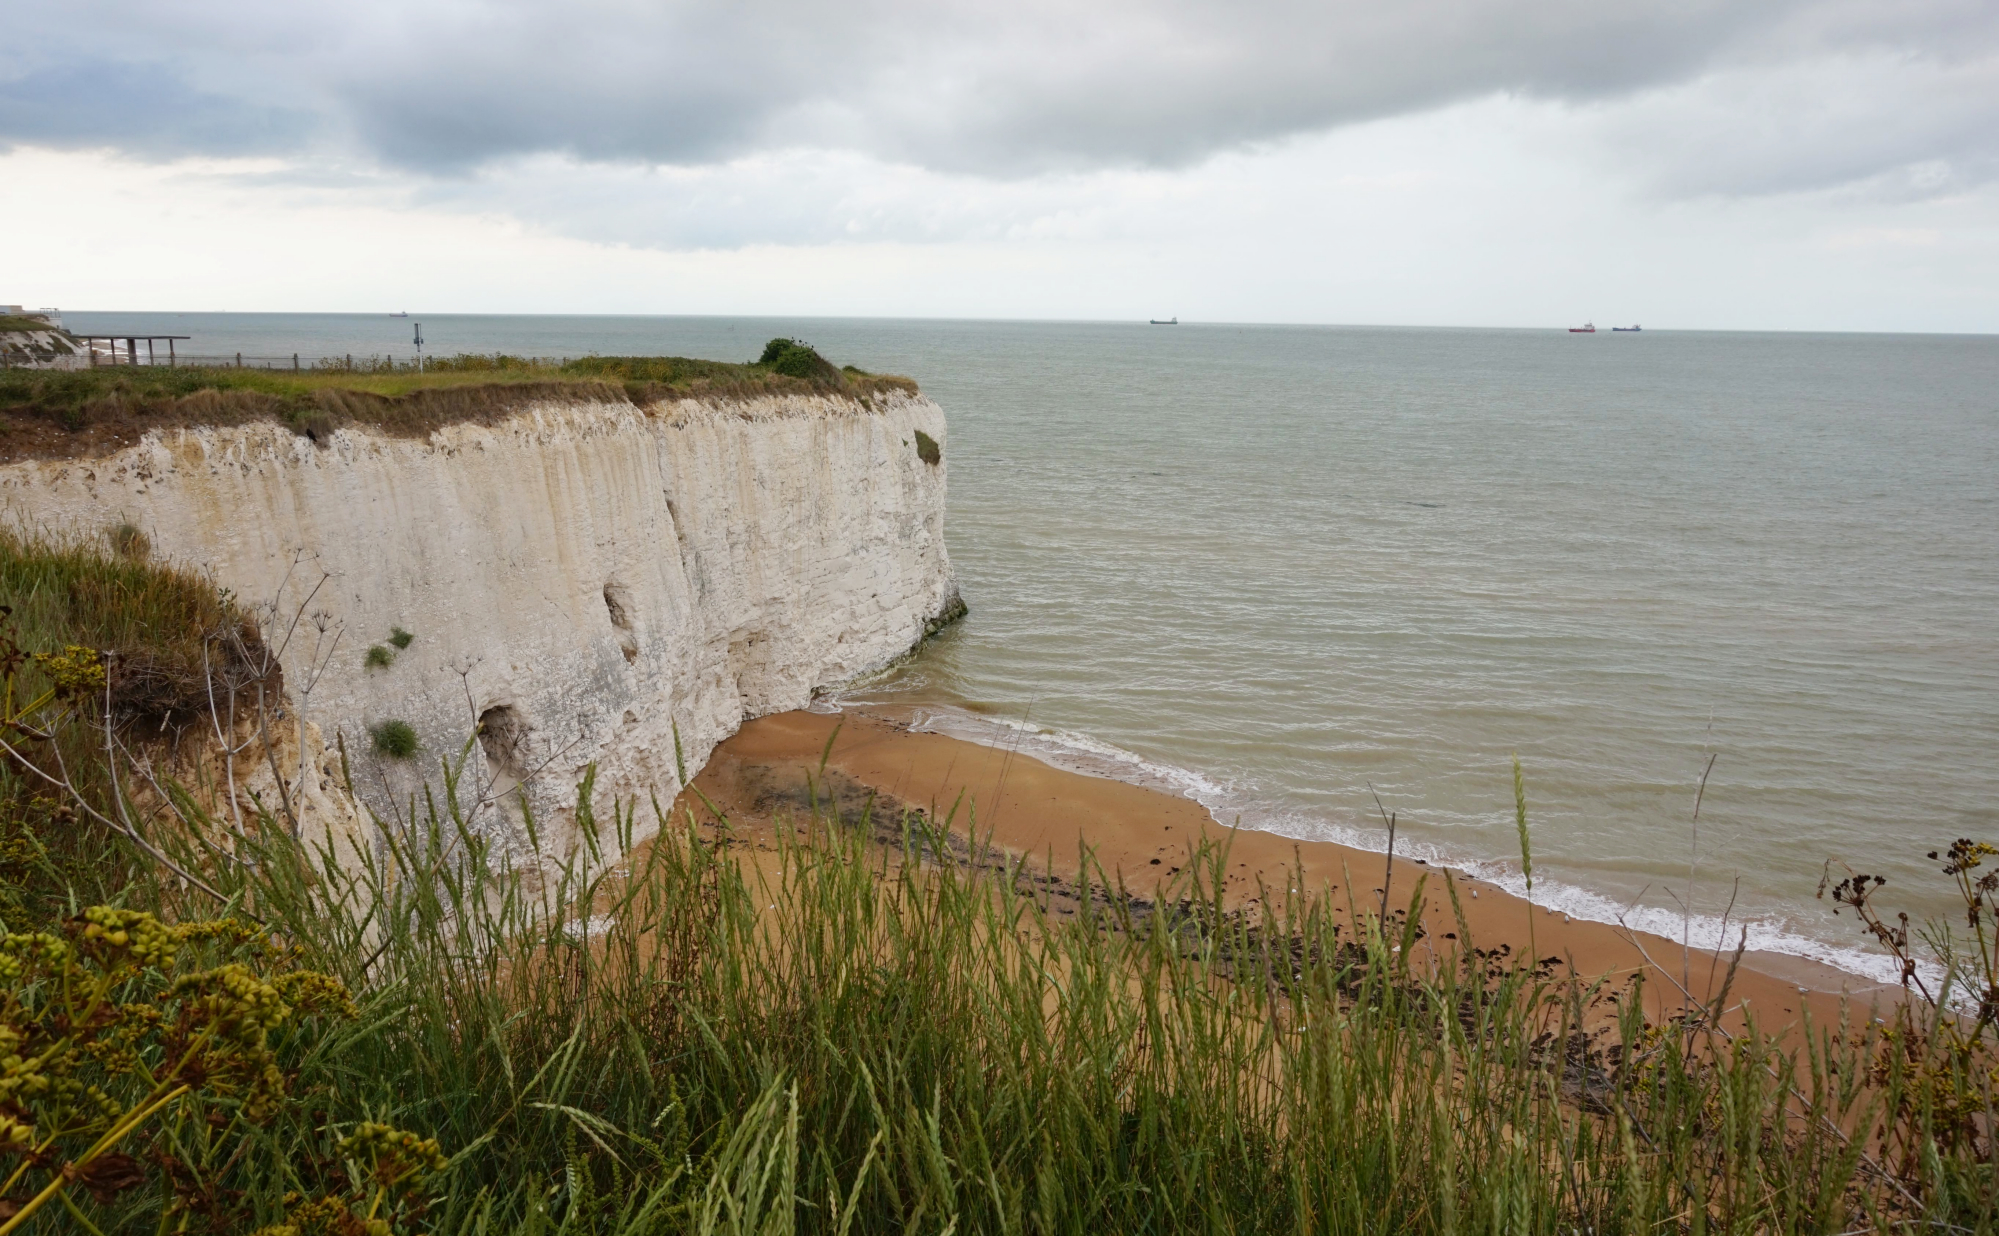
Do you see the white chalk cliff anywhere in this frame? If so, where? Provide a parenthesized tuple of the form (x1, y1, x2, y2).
(0, 390, 959, 855)
(0, 325, 87, 370)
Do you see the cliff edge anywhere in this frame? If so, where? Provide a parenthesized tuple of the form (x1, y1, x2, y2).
(0, 381, 960, 857)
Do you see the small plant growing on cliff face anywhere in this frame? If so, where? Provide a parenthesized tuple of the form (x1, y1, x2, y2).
(370, 719, 419, 758)
(107, 522, 149, 561)
(914, 429, 941, 466)
(365, 644, 396, 670)
(388, 626, 414, 650)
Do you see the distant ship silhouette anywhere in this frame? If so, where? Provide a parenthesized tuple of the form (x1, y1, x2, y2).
(1150, 316, 1178, 325)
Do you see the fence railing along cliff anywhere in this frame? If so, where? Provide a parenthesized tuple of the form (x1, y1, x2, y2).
(36, 348, 576, 372)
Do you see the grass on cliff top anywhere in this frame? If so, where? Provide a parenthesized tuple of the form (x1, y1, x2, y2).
(0, 315, 61, 333)
(0, 525, 266, 727)
(0, 529, 272, 927)
(0, 340, 917, 462)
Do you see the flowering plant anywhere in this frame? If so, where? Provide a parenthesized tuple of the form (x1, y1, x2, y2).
(0, 907, 356, 1231)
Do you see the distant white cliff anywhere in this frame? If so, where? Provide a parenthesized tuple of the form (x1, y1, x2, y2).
(0, 389, 960, 857)
(0, 307, 87, 370)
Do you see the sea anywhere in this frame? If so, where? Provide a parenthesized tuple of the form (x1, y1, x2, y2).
(64, 311, 1999, 984)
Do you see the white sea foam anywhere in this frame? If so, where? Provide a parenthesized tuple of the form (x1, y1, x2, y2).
(875, 699, 1917, 992)
(900, 706, 1237, 808)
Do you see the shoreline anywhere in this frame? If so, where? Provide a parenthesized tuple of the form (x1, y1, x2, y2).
(684, 706, 1903, 1032)
(870, 700, 1918, 990)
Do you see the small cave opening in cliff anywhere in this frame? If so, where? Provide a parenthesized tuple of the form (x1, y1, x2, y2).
(477, 705, 528, 780)
(603, 583, 640, 663)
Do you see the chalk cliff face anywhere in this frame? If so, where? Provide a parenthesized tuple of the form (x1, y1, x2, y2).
(0, 391, 958, 855)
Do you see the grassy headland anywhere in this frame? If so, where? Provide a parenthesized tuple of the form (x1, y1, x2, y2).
(0, 527, 263, 726)
(0, 536, 1990, 1234)
(0, 341, 918, 463)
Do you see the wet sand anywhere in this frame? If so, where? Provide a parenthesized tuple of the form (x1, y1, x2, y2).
(680, 708, 1901, 1032)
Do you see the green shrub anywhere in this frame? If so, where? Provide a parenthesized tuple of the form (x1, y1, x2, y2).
(914, 428, 941, 465)
(754, 337, 843, 384)
(365, 644, 396, 669)
(369, 718, 419, 758)
(389, 626, 414, 650)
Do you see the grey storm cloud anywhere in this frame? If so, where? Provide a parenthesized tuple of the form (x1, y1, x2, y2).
(4, 0, 1996, 194)
(0, 62, 309, 155)
(330, 0, 1785, 170)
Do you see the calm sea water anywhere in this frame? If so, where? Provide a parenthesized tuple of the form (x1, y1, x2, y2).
(68, 312, 1999, 980)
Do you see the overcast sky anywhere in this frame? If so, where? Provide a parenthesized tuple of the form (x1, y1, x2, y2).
(5, 0, 1996, 329)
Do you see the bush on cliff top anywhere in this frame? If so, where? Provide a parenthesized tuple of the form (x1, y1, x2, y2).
(754, 336, 845, 384)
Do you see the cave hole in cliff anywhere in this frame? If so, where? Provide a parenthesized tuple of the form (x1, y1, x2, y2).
(603, 583, 640, 663)
(477, 705, 529, 779)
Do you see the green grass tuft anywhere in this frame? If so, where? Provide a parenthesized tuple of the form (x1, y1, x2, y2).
(0, 532, 269, 924)
(0, 526, 262, 725)
(365, 644, 396, 670)
(369, 718, 419, 757)
(388, 626, 414, 650)
(108, 521, 150, 561)
(1513, 752, 1536, 960)
(914, 428, 941, 465)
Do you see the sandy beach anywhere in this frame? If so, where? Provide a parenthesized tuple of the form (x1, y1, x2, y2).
(677, 707, 1902, 1034)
